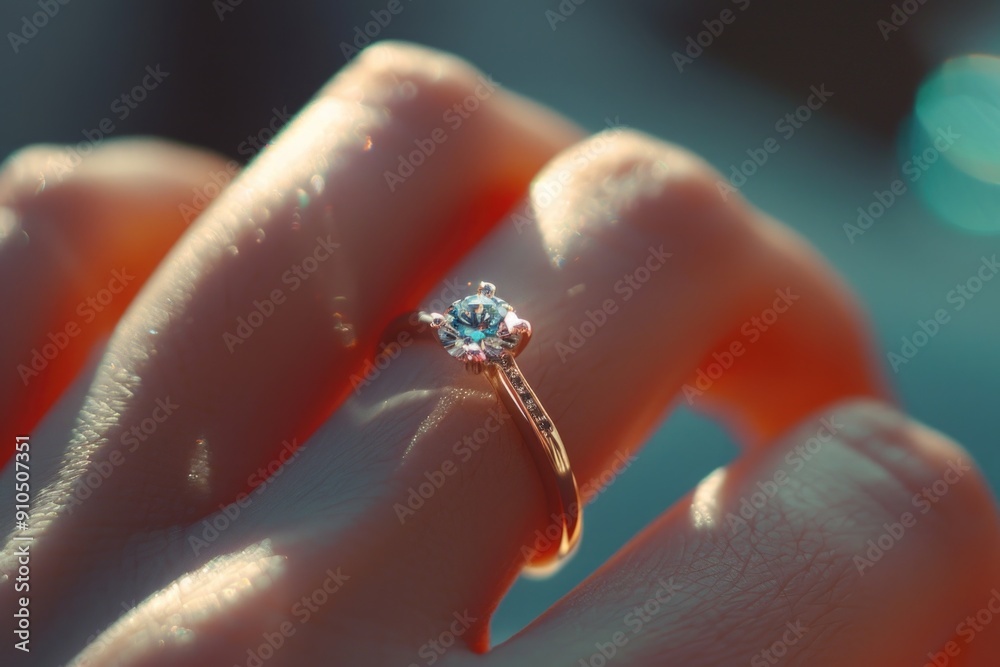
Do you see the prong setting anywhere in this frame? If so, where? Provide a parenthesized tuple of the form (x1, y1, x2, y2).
(414, 280, 580, 571)
(432, 281, 526, 371)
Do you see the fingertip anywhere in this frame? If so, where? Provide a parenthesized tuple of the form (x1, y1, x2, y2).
(494, 401, 1000, 665)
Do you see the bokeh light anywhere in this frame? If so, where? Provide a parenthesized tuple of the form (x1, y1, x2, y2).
(909, 54, 1000, 233)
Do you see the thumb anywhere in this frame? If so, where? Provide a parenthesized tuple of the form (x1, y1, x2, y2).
(490, 401, 1000, 666)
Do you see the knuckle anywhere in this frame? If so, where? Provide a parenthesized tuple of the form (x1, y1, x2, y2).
(532, 128, 757, 262)
(330, 41, 489, 122)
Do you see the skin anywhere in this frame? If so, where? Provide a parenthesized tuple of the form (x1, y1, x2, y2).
(1, 42, 999, 666)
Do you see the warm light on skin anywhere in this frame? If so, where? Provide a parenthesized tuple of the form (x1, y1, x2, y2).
(690, 466, 727, 530)
(68, 540, 286, 667)
(187, 437, 211, 494)
(0, 206, 22, 253)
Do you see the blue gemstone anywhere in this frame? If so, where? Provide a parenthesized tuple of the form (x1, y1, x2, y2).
(437, 292, 520, 362)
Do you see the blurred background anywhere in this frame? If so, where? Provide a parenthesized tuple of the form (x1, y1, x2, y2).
(2, 0, 998, 645)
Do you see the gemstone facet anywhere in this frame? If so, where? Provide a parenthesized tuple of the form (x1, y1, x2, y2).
(436, 292, 521, 365)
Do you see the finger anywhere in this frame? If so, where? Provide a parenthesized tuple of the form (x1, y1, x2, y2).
(92, 130, 897, 665)
(2, 41, 581, 666)
(0, 139, 230, 457)
(283, 129, 889, 647)
(53, 40, 579, 525)
(487, 402, 1000, 666)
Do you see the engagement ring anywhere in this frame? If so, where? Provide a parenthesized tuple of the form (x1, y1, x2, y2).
(425, 281, 582, 572)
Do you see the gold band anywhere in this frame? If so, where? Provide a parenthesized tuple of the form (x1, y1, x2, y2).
(485, 354, 581, 572)
(379, 306, 582, 574)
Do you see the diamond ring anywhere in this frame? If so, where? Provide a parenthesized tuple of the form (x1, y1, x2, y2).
(407, 281, 582, 573)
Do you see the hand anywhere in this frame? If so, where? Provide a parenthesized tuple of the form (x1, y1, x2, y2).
(3, 42, 999, 667)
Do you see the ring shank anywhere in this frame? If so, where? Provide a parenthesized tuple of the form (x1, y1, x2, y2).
(485, 357, 582, 571)
(379, 310, 583, 573)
